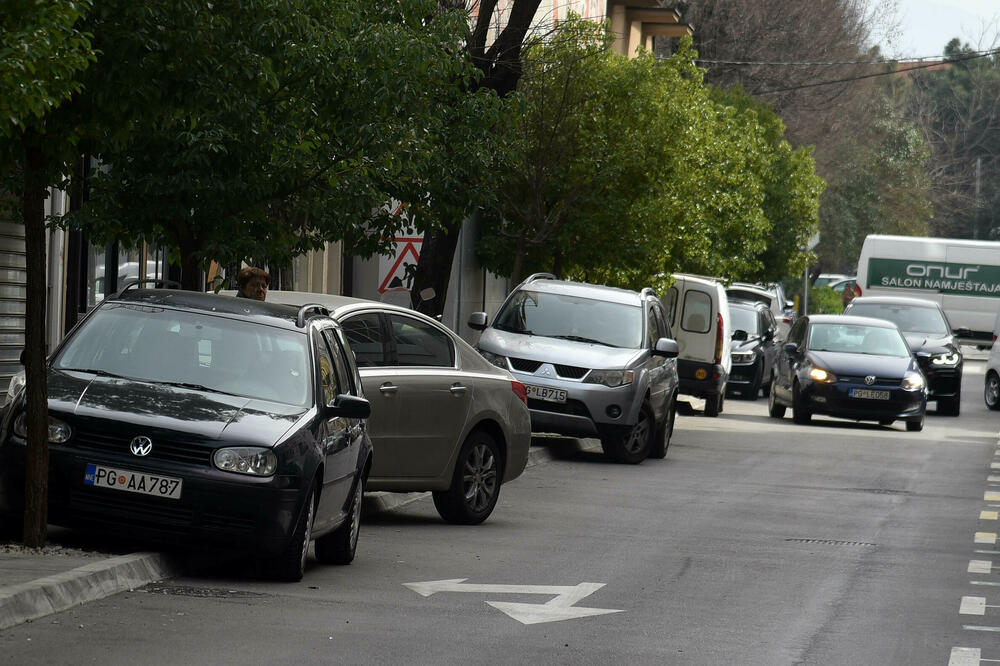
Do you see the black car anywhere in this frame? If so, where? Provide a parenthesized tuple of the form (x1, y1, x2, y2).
(727, 299, 782, 400)
(0, 288, 373, 581)
(768, 315, 927, 431)
(843, 296, 963, 415)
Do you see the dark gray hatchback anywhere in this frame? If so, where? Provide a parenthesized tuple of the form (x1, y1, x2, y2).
(0, 288, 372, 581)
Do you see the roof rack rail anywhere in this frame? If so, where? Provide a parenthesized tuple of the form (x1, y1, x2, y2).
(114, 278, 182, 298)
(522, 272, 557, 284)
(640, 287, 657, 299)
(296, 303, 329, 328)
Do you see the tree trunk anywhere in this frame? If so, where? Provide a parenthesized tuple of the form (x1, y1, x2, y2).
(409, 222, 461, 317)
(177, 234, 202, 291)
(22, 130, 49, 548)
(510, 236, 528, 286)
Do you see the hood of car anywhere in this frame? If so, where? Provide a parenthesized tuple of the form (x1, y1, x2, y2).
(806, 350, 916, 379)
(902, 333, 958, 357)
(47, 369, 307, 446)
(479, 328, 645, 370)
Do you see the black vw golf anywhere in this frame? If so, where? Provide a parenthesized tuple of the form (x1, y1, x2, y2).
(768, 314, 927, 431)
(0, 288, 372, 581)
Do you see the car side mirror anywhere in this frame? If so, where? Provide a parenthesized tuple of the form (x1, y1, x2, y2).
(763, 329, 774, 341)
(19, 349, 25, 365)
(731, 329, 749, 341)
(783, 342, 799, 354)
(652, 337, 679, 358)
(327, 394, 371, 420)
(955, 327, 971, 338)
(468, 312, 488, 331)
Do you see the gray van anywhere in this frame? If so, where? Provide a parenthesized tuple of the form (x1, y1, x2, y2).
(470, 274, 680, 464)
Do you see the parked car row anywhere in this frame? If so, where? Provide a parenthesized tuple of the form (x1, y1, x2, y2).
(0, 286, 532, 582)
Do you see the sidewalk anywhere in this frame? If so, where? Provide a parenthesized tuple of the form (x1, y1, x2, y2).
(0, 437, 601, 631)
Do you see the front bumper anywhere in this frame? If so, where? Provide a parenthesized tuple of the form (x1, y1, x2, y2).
(728, 359, 760, 389)
(916, 360, 963, 399)
(0, 438, 307, 557)
(801, 381, 926, 422)
(678, 360, 727, 398)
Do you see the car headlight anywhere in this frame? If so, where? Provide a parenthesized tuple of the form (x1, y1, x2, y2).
(731, 351, 755, 364)
(931, 352, 961, 366)
(478, 350, 508, 370)
(213, 447, 278, 476)
(901, 372, 925, 391)
(585, 369, 635, 387)
(5, 370, 25, 406)
(12, 412, 73, 443)
(808, 367, 836, 383)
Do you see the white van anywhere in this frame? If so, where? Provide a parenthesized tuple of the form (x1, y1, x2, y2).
(857, 234, 1000, 346)
(661, 274, 731, 417)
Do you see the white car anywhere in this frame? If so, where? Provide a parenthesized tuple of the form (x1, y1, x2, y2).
(986, 330, 1000, 410)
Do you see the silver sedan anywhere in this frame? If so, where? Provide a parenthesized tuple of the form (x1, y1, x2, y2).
(261, 291, 531, 524)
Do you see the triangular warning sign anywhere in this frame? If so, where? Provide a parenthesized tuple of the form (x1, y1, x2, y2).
(378, 241, 421, 293)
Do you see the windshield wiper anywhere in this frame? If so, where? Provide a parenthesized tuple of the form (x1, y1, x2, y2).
(550, 335, 617, 347)
(148, 380, 231, 395)
(60, 368, 134, 380)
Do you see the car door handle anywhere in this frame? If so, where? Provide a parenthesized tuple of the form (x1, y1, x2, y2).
(449, 384, 468, 396)
(379, 382, 397, 395)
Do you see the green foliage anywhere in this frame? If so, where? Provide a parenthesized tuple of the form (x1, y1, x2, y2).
(785, 283, 843, 315)
(477, 20, 824, 291)
(0, 0, 95, 139)
(58, 0, 499, 279)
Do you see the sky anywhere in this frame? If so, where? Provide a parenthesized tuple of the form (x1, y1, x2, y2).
(890, 0, 1000, 58)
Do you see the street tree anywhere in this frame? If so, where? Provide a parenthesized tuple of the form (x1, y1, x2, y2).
(0, 0, 96, 546)
(65, 0, 495, 290)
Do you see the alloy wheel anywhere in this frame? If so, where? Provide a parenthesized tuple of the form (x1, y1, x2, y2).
(463, 443, 498, 513)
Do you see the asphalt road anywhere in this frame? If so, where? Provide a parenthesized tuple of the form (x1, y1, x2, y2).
(2, 355, 998, 665)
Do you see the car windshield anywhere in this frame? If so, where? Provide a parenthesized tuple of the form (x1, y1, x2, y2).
(493, 290, 643, 349)
(729, 307, 759, 336)
(845, 303, 949, 336)
(806, 322, 910, 357)
(53, 303, 312, 406)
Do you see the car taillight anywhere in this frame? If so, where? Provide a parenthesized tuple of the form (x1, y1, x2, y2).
(855, 285, 862, 296)
(714, 312, 724, 365)
(782, 317, 792, 325)
(511, 380, 527, 405)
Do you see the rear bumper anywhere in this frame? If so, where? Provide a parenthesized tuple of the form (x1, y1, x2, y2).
(678, 360, 727, 398)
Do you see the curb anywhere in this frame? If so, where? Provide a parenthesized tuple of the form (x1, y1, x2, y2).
(0, 551, 176, 631)
(362, 438, 602, 515)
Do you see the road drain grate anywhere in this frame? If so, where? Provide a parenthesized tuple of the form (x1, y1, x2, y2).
(143, 583, 268, 598)
(785, 538, 877, 548)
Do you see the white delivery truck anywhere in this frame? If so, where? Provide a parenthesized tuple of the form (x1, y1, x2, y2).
(856, 234, 1000, 346)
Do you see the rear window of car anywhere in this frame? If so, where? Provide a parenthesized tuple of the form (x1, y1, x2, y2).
(53, 303, 312, 406)
(681, 289, 711, 333)
(845, 303, 949, 336)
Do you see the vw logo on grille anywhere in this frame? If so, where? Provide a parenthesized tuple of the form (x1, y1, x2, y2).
(864, 375, 877, 385)
(129, 436, 153, 457)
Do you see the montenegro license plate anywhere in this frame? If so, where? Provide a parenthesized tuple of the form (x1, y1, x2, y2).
(84, 464, 183, 500)
(849, 388, 890, 400)
(525, 385, 568, 403)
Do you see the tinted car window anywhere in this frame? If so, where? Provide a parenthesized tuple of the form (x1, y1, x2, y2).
(788, 318, 807, 345)
(54, 303, 311, 406)
(389, 315, 455, 367)
(341, 313, 388, 367)
(322, 328, 356, 394)
(494, 289, 643, 349)
(647, 307, 664, 347)
(681, 289, 711, 333)
(845, 303, 949, 336)
(316, 333, 342, 405)
(730, 306, 758, 335)
(664, 287, 679, 327)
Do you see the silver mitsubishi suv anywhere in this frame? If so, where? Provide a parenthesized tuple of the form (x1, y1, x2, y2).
(469, 274, 680, 464)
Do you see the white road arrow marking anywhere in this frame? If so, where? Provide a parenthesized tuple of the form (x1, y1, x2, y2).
(403, 579, 624, 625)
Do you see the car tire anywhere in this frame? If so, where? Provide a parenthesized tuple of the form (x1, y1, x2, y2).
(792, 382, 811, 424)
(987, 371, 1000, 411)
(906, 414, 924, 432)
(268, 484, 315, 582)
(315, 473, 364, 565)
(938, 389, 961, 416)
(650, 394, 677, 459)
(768, 379, 786, 418)
(433, 430, 502, 524)
(601, 404, 654, 464)
(704, 392, 722, 417)
(761, 371, 773, 400)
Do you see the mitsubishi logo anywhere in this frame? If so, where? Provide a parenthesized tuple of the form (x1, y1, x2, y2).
(537, 365, 555, 378)
(864, 375, 876, 385)
(129, 436, 153, 457)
